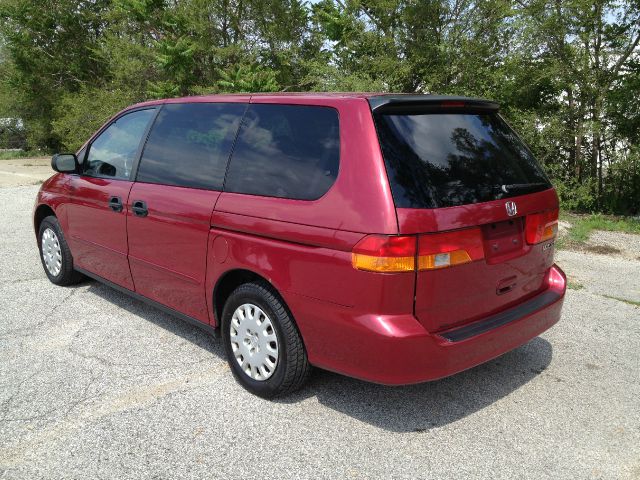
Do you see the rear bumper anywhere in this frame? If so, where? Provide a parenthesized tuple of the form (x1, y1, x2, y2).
(298, 264, 566, 385)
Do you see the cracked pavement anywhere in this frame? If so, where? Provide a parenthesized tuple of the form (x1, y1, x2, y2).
(1, 178, 639, 479)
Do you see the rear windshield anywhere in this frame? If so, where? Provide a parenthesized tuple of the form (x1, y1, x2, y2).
(373, 112, 551, 209)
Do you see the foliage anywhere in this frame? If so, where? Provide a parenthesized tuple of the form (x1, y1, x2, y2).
(51, 88, 138, 151)
(0, 0, 111, 149)
(554, 177, 598, 213)
(0, 150, 44, 160)
(562, 213, 640, 244)
(212, 64, 280, 94)
(0, 118, 25, 149)
(566, 279, 584, 290)
(0, 0, 639, 214)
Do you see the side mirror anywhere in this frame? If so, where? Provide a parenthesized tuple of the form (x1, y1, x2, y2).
(51, 153, 78, 173)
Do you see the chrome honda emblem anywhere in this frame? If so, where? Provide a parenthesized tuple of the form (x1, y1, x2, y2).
(505, 201, 517, 217)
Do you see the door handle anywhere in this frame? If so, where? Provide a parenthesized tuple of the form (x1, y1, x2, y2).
(131, 200, 148, 217)
(496, 276, 517, 295)
(108, 196, 123, 212)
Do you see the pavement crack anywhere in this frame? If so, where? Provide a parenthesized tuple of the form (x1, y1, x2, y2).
(0, 288, 82, 338)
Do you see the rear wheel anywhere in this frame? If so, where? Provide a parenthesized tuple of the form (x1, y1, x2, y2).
(38, 216, 84, 286)
(221, 282, 311, 398)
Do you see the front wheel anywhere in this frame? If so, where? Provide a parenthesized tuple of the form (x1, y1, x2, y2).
(38, 216, 84, 286)
(221, 282, 311, 398)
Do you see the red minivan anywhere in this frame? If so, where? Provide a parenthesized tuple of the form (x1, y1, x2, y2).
(34, 93, 566, 397)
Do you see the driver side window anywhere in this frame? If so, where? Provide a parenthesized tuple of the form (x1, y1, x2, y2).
(84, 108, 156, 179)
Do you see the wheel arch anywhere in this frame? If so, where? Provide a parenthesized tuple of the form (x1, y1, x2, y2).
(34, 204, 56, 234)
(213, 268, 288, 328)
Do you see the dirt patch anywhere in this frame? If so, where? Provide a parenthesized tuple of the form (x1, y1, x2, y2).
(587, 230, 640, 261)
(559, 221, 640, 261)
(557, 220, 571, 238)
(0, 157, 52, 187)
(583, 244, 622, 255)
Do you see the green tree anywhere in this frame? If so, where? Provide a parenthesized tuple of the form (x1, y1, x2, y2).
(0, 0, 111, 149)
(0, 0, 638, 213)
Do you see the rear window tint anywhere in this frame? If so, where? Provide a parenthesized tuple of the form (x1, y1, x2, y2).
(224, 104, 339, 200)
(373, 112, 551, 208)
(137, 103, 245, 190)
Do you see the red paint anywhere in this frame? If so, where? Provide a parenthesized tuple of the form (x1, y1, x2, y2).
(35, 93, 566, 386)
(66, 176, 135, 289)
(405, 190, 560, 333)
(285, 265, 565, 384)
(127, 183, 220, 323)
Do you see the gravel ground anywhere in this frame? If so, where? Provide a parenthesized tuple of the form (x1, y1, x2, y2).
(0, 158, 51, 187)
(588, 230, 640, 261)
(557, 249, 640, 303)
(1, 178, 639, 479)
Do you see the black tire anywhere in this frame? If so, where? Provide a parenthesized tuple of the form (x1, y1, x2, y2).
(38, 216, 84, 286)
(221, 282, 311, 398)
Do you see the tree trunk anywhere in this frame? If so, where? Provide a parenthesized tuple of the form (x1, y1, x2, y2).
(567, 88, 575, 176)
(597, 129, 603, 206)
(591, 95, 603, 204)
(575, 110, 583, 182)
(591, 2, 603, 203)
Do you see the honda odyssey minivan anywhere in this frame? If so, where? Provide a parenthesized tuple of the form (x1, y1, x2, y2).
(34, 93, 566, 397)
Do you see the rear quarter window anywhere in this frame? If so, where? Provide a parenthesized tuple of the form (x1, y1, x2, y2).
(374, 112, 551, 208)
(224, 104, 340, 200)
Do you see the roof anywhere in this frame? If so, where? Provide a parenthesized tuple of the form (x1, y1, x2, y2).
(131, 93, 499, 110)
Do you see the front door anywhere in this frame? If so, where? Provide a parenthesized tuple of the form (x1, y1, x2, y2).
(66, 108, 157, 289)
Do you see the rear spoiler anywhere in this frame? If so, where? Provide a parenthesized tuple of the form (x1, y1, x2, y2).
(368, 95, 500, 114)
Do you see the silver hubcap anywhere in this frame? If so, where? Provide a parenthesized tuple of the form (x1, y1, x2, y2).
(41, 228, 62, 276)
(230, 303, 279, 381)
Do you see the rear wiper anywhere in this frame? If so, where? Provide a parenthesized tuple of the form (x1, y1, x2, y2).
(500, 182, 548, 194)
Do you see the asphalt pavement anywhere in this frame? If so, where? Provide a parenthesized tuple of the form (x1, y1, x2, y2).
(1, 177, 638, 479)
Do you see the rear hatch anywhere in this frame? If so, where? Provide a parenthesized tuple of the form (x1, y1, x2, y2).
(370, 96, 559, 333)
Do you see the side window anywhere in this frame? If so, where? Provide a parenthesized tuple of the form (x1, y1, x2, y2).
(84, 109, 155, 179)
(136, 103, 245, 190)
(224, 104, 340, 200)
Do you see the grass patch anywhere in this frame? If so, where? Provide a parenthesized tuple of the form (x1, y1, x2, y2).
(601, 295, 640, 307)
(567, 279, 584, 290)
(0, 150, 46, 160)
(560, 212, 640, 247)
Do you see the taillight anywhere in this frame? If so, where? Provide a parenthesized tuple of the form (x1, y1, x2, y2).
(526, 209, 558, 245)
(352, 235, 416, 272)
(418, 228, 484, 270)
(352, 229, 485, 272)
